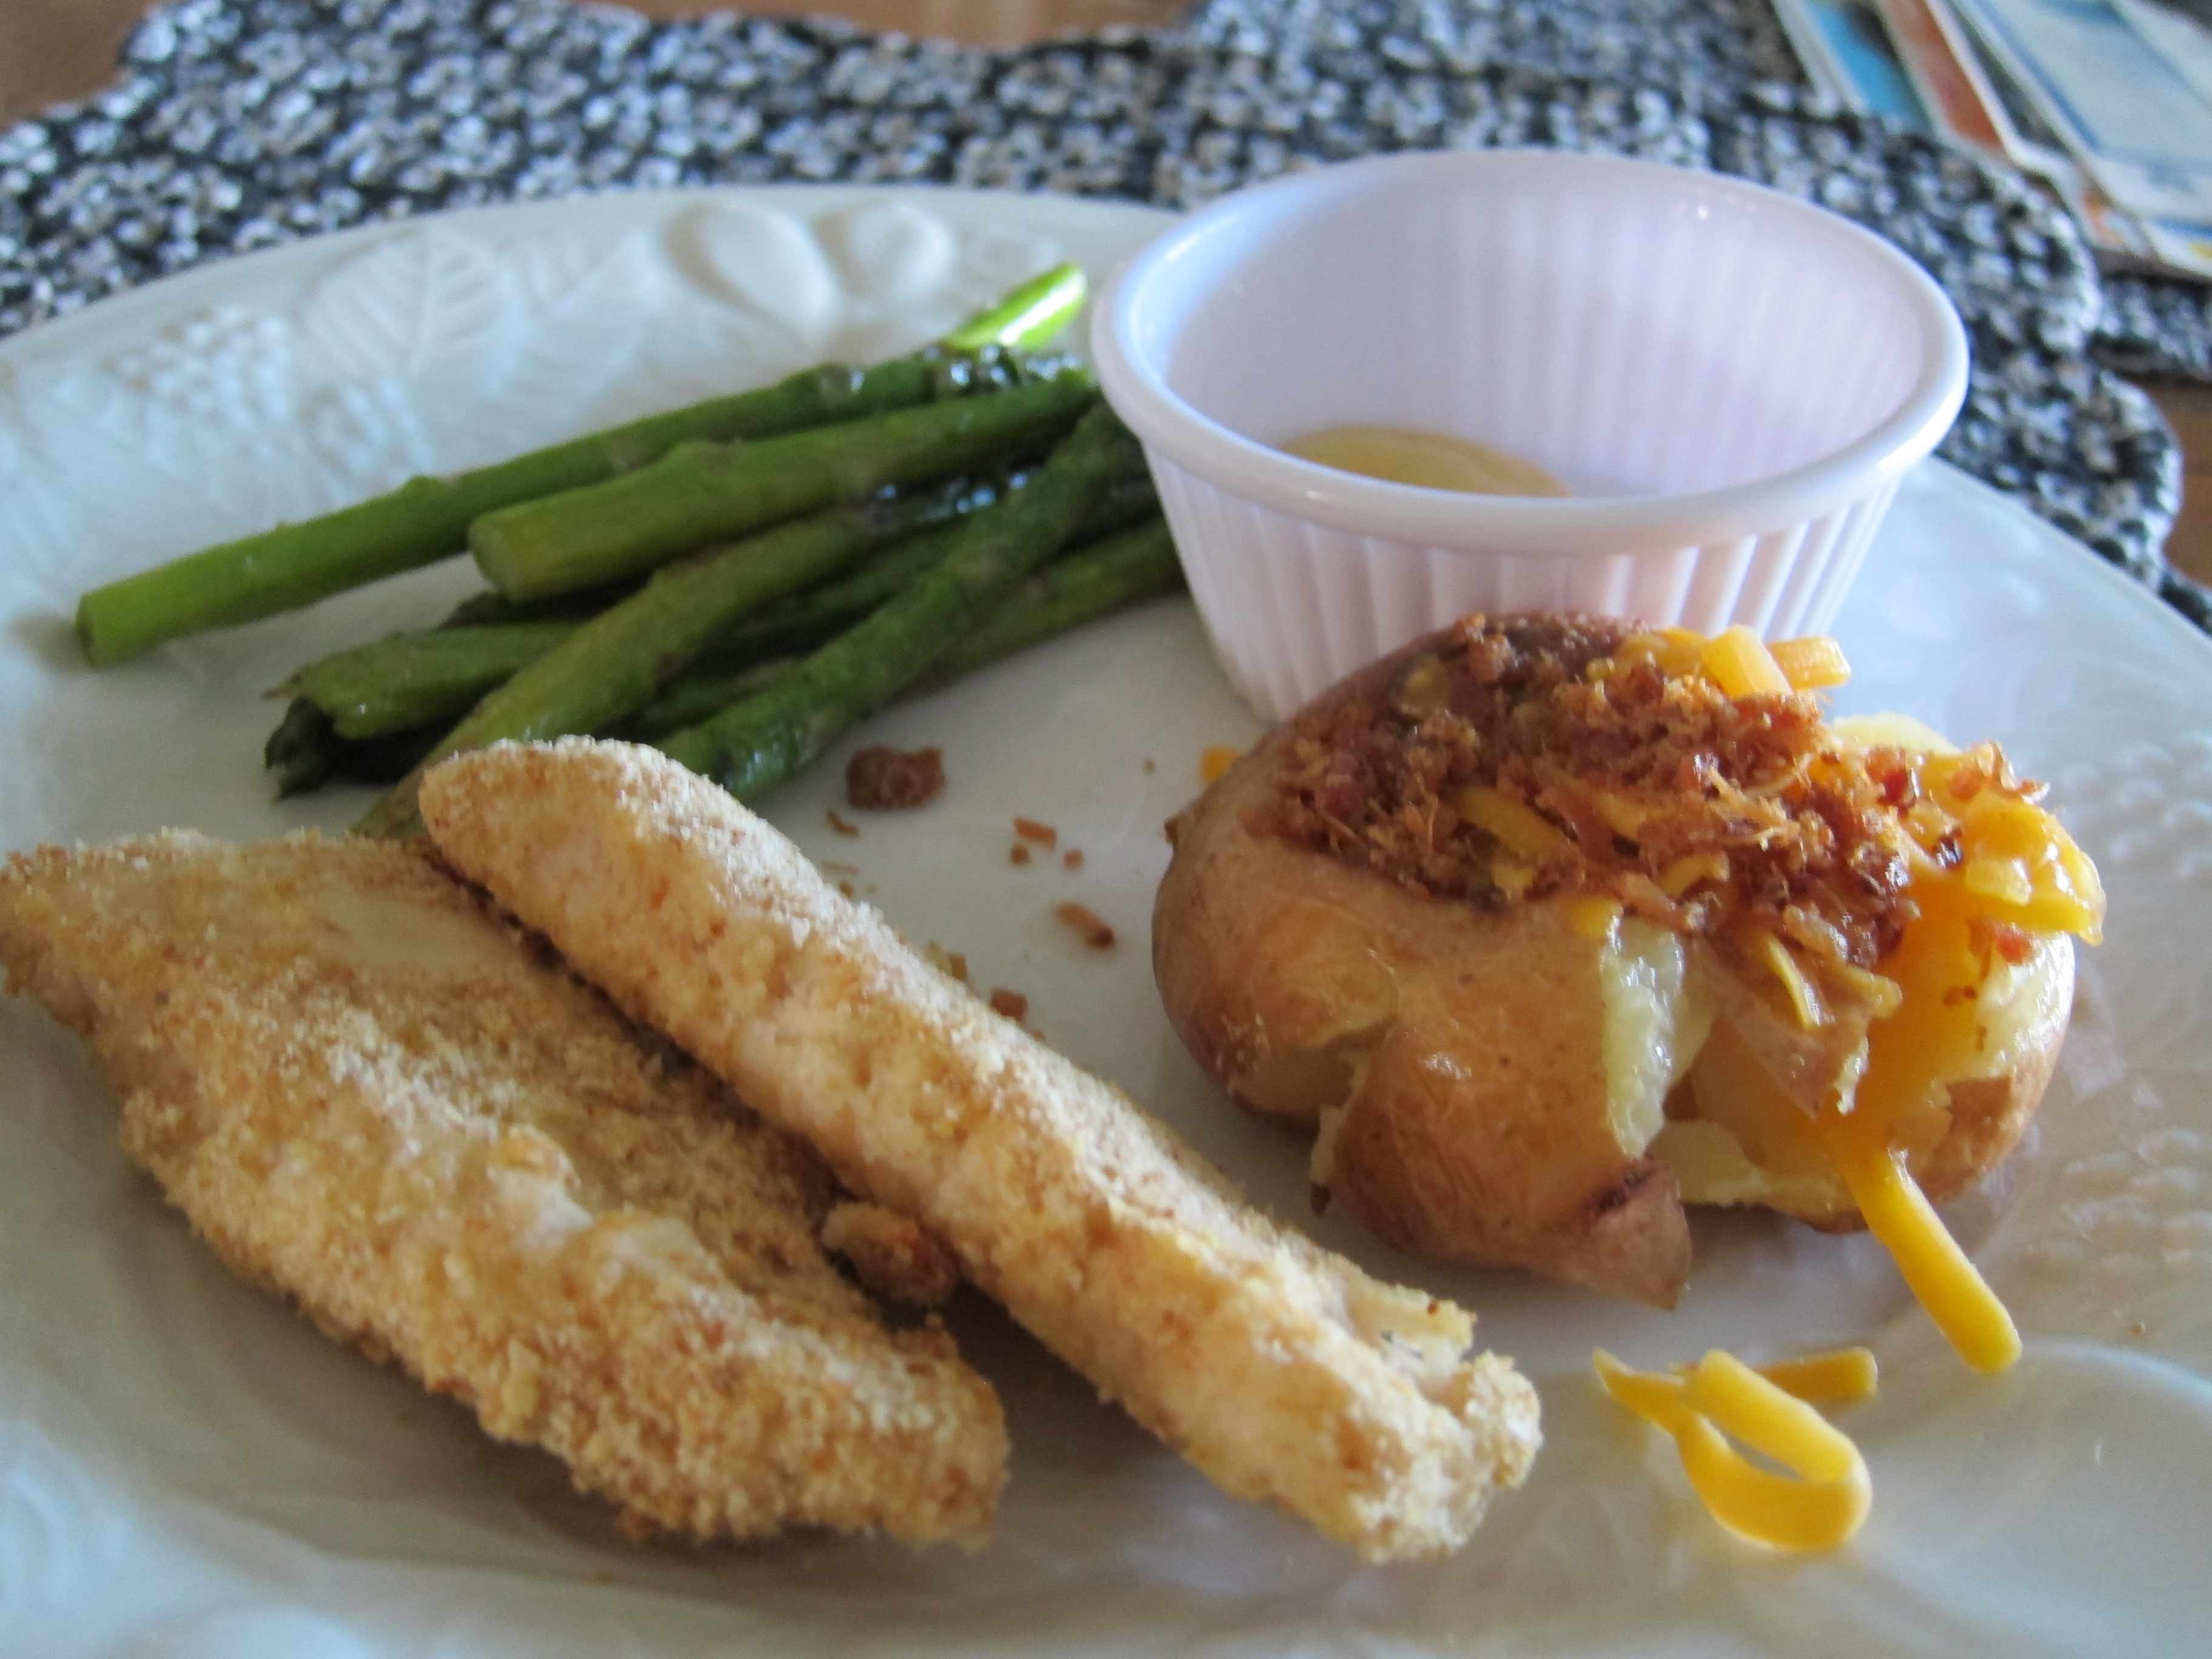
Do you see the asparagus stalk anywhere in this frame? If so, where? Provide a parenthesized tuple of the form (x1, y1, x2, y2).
(284, 620, 581, 739)
(656, 403, 1147, 802)
(265, 698, 441, 797)
(75, 266, 1090, 666)
(282, 515, 1180, 794)
(438, 581, 639, 629)
(469, 372, 1094, 602)
(681, 469, 1159, 679)
(312, 497, 983, 763)
(608, 521, 980, 742)
(924, 518, 1184, 686)
(623, 514, 1181, 743)
(353, 481, 991, 836)
(302, 473, 1151, 754)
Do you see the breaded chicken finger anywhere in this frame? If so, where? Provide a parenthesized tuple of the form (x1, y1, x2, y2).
(0, 831, 1005, 1547)
(423, 739, 1541, 1561)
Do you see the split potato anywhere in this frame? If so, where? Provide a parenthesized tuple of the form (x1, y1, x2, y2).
(1154, 616, 2093, 1307)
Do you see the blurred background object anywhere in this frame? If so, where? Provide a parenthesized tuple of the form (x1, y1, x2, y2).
(2, 0, 153, 124)
(1, 0, 1189, 124)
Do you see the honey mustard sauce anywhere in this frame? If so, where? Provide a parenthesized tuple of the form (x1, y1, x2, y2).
(1282, 424, 1569, 497)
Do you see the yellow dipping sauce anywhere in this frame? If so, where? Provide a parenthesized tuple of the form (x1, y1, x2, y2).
(1283, 424, 1569, 497)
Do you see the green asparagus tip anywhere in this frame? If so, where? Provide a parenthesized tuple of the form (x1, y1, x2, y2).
(939, 263, 1088, 355)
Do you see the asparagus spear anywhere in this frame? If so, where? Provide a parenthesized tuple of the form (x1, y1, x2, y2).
(469, 372, 1094, 602)
(438, 581, 639, 629)
(353, 480, 993, 836)
(278, 515, 1181, 793)
(923, 518, 1183, 686)
(656, 403, 1148, 802)
(284, 620, 581, 739)
(283, 463, 1070, 740)
(265, 698, 441, 797)
(289, 473, 1153, 753)
(622, 514, 1181, 743)
(75, 266, 1090, 666)
(680, 469, 1159, 679)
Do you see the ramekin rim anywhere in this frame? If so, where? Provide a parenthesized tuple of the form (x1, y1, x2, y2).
(1091, 149, 1970, 555)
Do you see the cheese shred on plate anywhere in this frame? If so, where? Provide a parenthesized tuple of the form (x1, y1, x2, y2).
(1594, 1347, 1877, 1550)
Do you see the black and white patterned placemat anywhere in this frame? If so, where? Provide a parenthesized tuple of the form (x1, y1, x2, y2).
(2, 0, 2204, 623)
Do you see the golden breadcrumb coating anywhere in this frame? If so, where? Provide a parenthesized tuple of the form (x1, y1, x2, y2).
(421, 739, 1543, 1563)
(0, 830, 1005, 1547)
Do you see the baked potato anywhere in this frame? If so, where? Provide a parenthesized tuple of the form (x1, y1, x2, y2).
(1155, 614, 2100, 1307)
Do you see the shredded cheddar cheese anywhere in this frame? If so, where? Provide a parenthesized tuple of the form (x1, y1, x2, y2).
(1769, 635, 1852, 691)
(1734, 1346, 1879, 1404)
(1199, 745, 1241, 785)
(1595, 1349, 1874, 1550)
(1617, 636, 2094, 1380)
(1620, 654, 2096, 1380)
(1700, 625, 1792, 699)
(1453, 783, 1575, 862)
(1811, 1109, 2022, 1374)
(1657, 850, 1728, 897)
(1797, 736, 2103, 1374)
(1566, 894, 1624, 940)
(1749, 924, 1825, 1030)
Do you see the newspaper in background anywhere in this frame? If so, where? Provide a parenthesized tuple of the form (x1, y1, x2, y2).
(1948, 0, 2212, 220)
(1876, 0, 2048, 165)
(1879, 0, 2171, 265)
(2115, 0, 2212, 108)
(1780, 0, 2212, 280)
(1772, 0, 1934, 127)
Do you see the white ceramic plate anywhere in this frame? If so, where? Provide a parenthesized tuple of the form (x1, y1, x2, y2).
(1, 186, 2207, 1659)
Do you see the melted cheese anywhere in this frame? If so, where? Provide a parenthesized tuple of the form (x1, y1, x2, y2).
(1643, 676, 2103, 1376)
(1802, 745, 2102, 1373)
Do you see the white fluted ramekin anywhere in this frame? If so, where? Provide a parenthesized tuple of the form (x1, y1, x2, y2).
(1091, 149, 1969, 720)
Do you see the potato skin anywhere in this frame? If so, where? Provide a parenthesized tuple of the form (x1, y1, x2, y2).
(1153, 629, 2078, 1301)
(1155, 691, 1691, 1308)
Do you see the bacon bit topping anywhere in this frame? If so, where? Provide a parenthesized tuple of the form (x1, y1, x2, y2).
(1054, 902, 1116, 950)
(1942, 742, 2031, 805)
(1262, 613, 2049, 978)
(1968, 913, 2035, 968)
(1013, 817, 1058, 848)
(1010, 843, 1032, 866)
(825, 808, 860, 837)
(1063, 850, 1085, 870)
(846, 745, 945, 810)
(988, 988, 1030, 1021)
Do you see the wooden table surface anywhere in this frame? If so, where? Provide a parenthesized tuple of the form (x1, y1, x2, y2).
(7, 0, 2207, 589)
